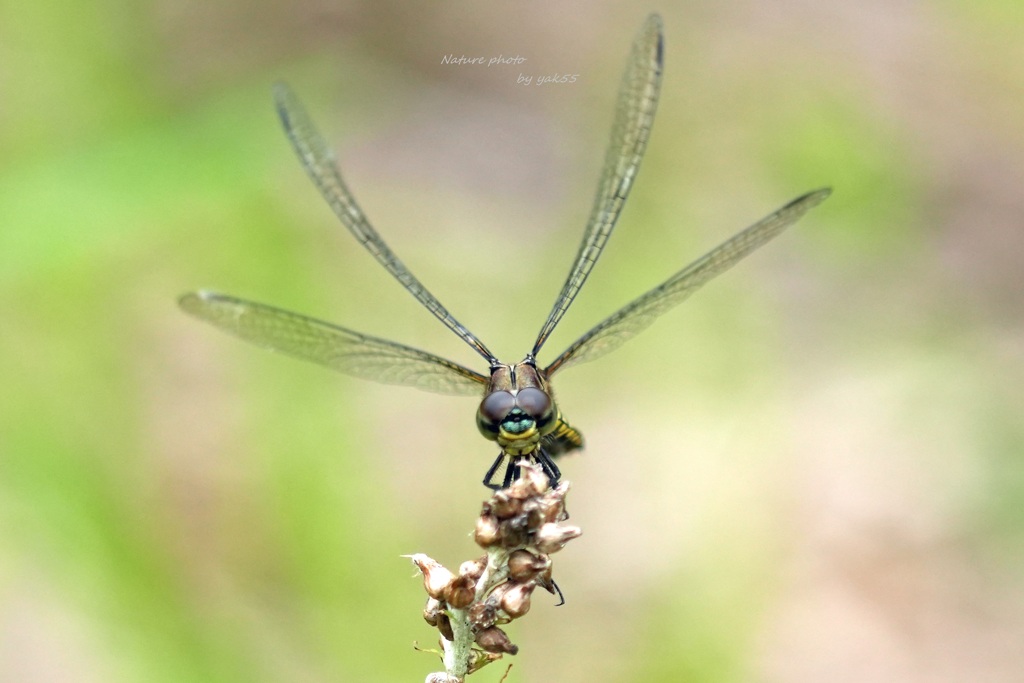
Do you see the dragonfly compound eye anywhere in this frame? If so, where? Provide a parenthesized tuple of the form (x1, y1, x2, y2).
(515, 387, 552, 421)
(477, 390, 516, 439)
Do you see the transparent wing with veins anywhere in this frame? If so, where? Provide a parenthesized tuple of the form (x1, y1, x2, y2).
(545, 188, 832, 376)
(531, 13, 664, 358)
(180, 291, 488, 396)
(273, 82, 498, 365)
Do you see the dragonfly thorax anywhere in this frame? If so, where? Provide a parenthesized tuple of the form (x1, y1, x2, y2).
(476, 361, 558, 454)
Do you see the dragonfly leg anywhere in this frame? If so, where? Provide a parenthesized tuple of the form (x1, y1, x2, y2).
(502, 459, 520, 489)
(535, 448, 562, 486)
(483, 451, 561, 490)
(482, 452, 506, 490)
(551, 580, 566, 607)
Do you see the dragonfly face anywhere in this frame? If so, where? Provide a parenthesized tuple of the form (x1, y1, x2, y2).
(179, 14, 830, 490)
(477, 361, 558, 455)
(473, 360, 584, 487)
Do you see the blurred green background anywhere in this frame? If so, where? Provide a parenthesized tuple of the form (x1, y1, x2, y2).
(2, 1, 1023, 681)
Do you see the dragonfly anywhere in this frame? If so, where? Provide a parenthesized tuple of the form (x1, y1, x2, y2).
(180, 14, 830, 489)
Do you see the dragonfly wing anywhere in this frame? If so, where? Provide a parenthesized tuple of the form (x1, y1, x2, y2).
(180, 291, 488, 397)
(530, 13, 664, 357)
(545, 188, 832, 376)
(273, 82, 497, 364)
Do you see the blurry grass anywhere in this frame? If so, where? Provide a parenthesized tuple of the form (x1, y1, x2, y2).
(0, 48, 428, 677)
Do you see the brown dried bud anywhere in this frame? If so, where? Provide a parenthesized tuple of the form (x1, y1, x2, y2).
(522, 463, 551, 494)
(443, 574, 476, 609)
(467, 601, 497, 631)
(422, 597, 442, 626)
(540, 483, 570, 523)
(484, 581, 512, 608)
(523, 502, 545, 531)
(499, 514, 530, 548)
(459, 557, 486, 581)
(534, 522, 582, 554)
(488, 490, 522, 519)
(474, 513, 501, 547)
(475, 626, 519, 655)
(411, 554, 454, 600)
(507, 549, 550, 583)
(436, 612, 454, 642)
(536, 564, 556, 595)
(506, 477, 534, 500)
(500, 581, 536, 619)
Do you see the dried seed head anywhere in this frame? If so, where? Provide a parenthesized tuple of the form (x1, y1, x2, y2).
(540, 484, 569, 523)
(443, 574, 476, 609)
(526, 463, 551, 492)
(507, 549, 550, 583)
(413, 467, 579, 668)
(475, 626, 519, 655)
(534, 522, 582, 554)
(459, 557, 486, 580)
(506, 477, 534, 500)
(499, 514, 530, 548)
(509, 460, 550, 497)
(488, 490, 522, 519)
(485, 580, 511, 606)
(411, 554, 454, 600)
(423, 597, 442, 626)
(436, 612, 454, 642)
(541, 501, 567, 524)
(500, 581, 536, 619)
(523, 502, 545, 531)
(467, 601, 497, 631)
(474, 513, 501, 547)
(536, 564, 556, 595)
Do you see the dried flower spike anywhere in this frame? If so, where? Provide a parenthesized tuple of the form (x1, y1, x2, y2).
(413, 462, 582, 680)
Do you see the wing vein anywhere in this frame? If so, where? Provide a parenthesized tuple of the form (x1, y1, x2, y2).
(530, 13, 665, 357)
(545, 188, 832, 376)
(180, 291, 488, 396)
(273, 82, 497, 364)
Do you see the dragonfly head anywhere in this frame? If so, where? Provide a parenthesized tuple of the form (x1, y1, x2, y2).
(477, 361, 557, 455)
